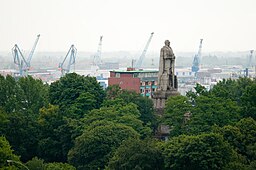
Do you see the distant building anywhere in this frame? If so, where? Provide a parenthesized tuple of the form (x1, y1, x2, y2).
(98, 62, 119, 70)
(108, 68, 158, 97)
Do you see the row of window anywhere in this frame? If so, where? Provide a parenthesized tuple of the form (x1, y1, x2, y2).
(140, 81, 158, 86)
(140, 88, 157, 94)
(176, 72, 193, 76)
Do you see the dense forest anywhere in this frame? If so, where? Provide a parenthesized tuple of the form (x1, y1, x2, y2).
(0, 73, 255, 170)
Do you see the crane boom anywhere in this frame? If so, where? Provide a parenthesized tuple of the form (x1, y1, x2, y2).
(192, 39, 203, 73)
(134, 32, 154, 69)
(93, 36, 103, 66)
(27, 34, 40, 67)
(59, 45, 77, 76)
(247, 50, 254, 67)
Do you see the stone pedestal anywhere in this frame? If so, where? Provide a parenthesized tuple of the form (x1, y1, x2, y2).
(152, 89, 180, 115)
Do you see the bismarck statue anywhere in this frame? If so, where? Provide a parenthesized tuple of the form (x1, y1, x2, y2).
(152, 40, 179, 115)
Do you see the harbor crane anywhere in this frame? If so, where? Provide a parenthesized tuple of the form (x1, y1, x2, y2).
(134, 32, 154, 69)
(192, 39, 203, 73)
(245, 50, 254, 77)
(12, 34, 40, 77)
(93, 36, 103, 67)
(59, 45, 77, 76)
(247, 50, 254, 67)
(27, 34, 40, 69)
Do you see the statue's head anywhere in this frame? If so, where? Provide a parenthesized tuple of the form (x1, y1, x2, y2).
(164, 40, 170, 46)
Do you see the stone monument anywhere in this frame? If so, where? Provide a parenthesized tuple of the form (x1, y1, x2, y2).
(152, 40, 179, 115)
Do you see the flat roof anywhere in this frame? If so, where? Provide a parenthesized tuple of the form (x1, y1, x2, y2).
(110, 70, 158, 73)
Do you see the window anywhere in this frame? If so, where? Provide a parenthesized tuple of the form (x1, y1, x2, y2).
(116, 73, 120, 78)
(133, 73, 138, 78)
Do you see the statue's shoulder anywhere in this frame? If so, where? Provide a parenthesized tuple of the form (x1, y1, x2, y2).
(161, 46, 168, 51)
(161, 46, 172, 52)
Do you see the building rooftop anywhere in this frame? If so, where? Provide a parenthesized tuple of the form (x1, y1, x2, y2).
(110, 68, 158, 73)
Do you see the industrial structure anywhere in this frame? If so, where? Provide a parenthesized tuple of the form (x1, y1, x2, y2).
(244, 50, 254, 77)
(247, 50, 254, 67)
(93, 36, 103, 67)
(12, 34, 40, 77)
(91, 36, 119, 70)
(134, 32, 154, 69)
(192, 39, 203, 73)
(58, 45, 77, 76)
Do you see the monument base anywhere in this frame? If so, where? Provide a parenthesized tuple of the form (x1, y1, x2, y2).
(152, 89, 180, 115)
(152, 89, 180, 140)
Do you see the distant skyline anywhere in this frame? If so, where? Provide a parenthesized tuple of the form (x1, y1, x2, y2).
(0, 0, 255, 53)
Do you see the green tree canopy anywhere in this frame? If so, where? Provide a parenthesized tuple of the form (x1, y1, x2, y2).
(186, 95, 241, 135)
(5, 111, 39, 162)
(105, 85, 157, 128)
(0, 75, 49, 161)
(0, 136, 20, 169)
(213, 118, 256, 167)
(209, 78, 255, 103)
(82, 103, 152, 138)
(49, 73, 105, 118)
(45, 162, 76, 170)
(37, 105, 78, 162)
(108, 138, 164, 170)
(163, 95, 193, 136)
(162, 133, 236, 170)
(68, 122, 139, 170)
(241, 83, 256, 119)
(25, 157, 45, 170)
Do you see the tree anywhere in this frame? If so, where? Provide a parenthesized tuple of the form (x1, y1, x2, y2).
(214, 118, 256, 167)
(49, 73, 105, 118)
(105, 86, 157, 129)
(186, 95, 241, 135)
(0, 75, 21, 113)
(45, 162, 76, 170)
(68, 122, 139, 170)
(234, 118, 256, 162)
(0, 136, 20, 169)
(25, 157, 45, 170)
(162, 133, 236, 170)
(17, 76, 49, 114)
(5, 111, 39, 162)
(0, 108, 9, 135)
(210, 77, 255, 106)
(163, 95, 192, 136)
(105, 84, 122, 99)
(108, 138, 164, 170)
(0, 76, 49, 162)
(186, 83, 207, 105)
(37, 105, 77, 162)
(82, 103, 152, 138)
(241, 83, 256, 119)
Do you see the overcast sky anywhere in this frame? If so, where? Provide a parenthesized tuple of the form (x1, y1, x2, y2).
(0, 0, 255, 53)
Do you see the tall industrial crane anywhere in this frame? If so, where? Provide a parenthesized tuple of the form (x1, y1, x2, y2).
(12, 44, 28, 76)
(192, 39, 203, 73)
(93, 36, 103, 66)
(27, 34, 40, 69)
(134, 32, 154, 69)
(12, 34, 40, 77)
(59, 45, 77, 76)
(247, 50, 254, 67)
